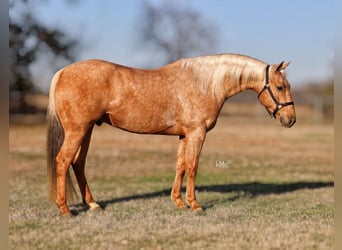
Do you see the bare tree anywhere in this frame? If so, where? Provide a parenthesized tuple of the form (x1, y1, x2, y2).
(9, 0, 79, 112)
(138, 1, 218, 65)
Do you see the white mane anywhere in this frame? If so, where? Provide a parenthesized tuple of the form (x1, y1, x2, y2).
(180, 54, 266, 95)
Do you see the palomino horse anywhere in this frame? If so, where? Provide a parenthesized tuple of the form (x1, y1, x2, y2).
(47, 53, 296, 216)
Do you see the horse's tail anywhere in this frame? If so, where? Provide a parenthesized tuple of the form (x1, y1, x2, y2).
(46, 70, 76, 204)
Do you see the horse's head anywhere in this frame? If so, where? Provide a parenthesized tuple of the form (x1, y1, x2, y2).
(258, 62, 296, 128)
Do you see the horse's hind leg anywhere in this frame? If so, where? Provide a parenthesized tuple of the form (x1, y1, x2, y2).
(55, 127, 89, 216)
(72, 125, 101, 211)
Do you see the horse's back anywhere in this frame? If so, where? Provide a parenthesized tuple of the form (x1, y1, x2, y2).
(51, 58, 219, 135)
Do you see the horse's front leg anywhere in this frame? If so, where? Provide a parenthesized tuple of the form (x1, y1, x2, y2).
(171, 136, 187, 209)
(184, 128, 206, 211)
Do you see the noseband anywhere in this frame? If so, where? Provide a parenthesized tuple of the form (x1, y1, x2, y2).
(257, 65, 294, 119)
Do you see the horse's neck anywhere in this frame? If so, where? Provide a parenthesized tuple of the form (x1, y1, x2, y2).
(221, 65, 264, 100)
(223, 77, 258, 99)
(177, 55, 265, 103)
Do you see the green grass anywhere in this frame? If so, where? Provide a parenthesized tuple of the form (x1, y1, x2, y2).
(9, 119, 334, 249)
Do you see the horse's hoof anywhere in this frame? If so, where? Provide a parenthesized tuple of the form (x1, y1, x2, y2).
(88, 202, 104, 212)
(172, 198, 188, 210)
(88, 202, 102, 210)
(59, 211, 73, 218)
(192, 206, 206, 215)
(192, 206, 203, 212)
(188, 201, 202, 211)
(176, 204, 188, 210)
(90, 206, 104, 212)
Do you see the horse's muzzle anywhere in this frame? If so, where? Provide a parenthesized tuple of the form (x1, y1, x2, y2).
(280, 116, 296, 128)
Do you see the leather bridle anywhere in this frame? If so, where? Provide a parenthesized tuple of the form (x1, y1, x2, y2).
(257, 65, 294, 119)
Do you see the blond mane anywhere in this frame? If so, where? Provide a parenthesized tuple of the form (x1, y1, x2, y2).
(180, 54, 266, 95)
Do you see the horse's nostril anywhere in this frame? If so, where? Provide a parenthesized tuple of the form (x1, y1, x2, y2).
(288, 117, 296, 127)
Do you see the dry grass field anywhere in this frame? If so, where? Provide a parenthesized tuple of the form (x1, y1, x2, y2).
(9, 103, 334, 249)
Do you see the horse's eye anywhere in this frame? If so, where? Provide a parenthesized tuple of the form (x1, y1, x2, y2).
(276, 86, 284, 91)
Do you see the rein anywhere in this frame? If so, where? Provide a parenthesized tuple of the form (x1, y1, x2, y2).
(257, 65, 294, 119)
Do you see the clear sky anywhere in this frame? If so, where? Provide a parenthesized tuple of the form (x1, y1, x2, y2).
(20, 0, 333, 92)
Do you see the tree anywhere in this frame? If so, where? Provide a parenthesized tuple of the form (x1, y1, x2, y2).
(138, 1, 218, 65)
(9, 0, 78, 112)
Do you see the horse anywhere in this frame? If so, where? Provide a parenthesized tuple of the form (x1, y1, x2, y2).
(46, 53, 296, 216)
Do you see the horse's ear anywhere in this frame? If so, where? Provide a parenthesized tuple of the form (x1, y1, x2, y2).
(275, 61, 290, 72)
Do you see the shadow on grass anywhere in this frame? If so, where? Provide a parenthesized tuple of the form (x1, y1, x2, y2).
(90, 181, 333, 211)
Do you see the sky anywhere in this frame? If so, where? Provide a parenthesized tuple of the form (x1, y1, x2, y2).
(15, 0, 334, 92)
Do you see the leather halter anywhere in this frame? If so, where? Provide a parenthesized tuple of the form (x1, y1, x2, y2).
(257, 65, 294, 119)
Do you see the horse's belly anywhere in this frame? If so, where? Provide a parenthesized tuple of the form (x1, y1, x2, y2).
(107, 109, 179, 135)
